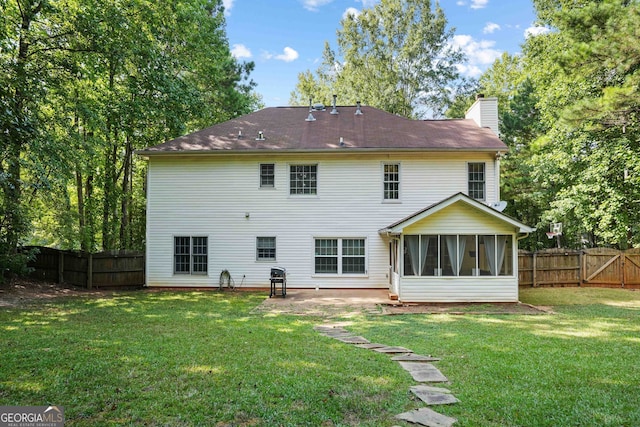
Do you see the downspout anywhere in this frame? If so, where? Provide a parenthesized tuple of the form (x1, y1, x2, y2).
(495, 151, 502, 201)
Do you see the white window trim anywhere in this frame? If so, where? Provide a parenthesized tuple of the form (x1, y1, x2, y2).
(259, 163, 276, 189)
(256, 236, 277, 262)
(467, 162, 486, 201)
(288, 163, 319, 197)
(173, 235, 209, 276)
(312, 237, 368, 277)
(381, 162, 402, 203)
(401, 233, 515, 278)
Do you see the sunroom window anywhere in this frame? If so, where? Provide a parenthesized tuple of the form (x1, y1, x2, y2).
(403, 234, 512, 277)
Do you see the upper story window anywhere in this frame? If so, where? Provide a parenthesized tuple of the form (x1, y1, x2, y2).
(383, 163, 400, 201)
(260, 164, 275, 188)
(290, 164, 317, 195)
(468, 162, 486, 200)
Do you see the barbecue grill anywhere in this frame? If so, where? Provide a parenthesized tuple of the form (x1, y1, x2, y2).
(269, 267, 286, 298)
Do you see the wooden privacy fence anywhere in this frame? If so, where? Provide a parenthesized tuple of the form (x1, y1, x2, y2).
(26, 246, 145, 289)
(518, 248, 640, 288)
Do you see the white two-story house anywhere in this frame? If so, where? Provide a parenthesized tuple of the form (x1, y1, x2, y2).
(138, 97, 533, 302)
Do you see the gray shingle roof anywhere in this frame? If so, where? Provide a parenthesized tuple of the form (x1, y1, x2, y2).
(138, 105, 507, 155)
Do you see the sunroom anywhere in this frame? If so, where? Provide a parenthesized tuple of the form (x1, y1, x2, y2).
(380, 193, 534, 303)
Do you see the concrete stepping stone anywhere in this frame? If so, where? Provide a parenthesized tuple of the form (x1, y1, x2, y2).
(410, 385, 460, 405)
(334, 335, 370, 344)
(398, 362, 448, 382)
(410, 385, 452, 394)
(392, 353, 441, 362)
(373, 346, 413, 354)
(356, 343, 388, 349)
(395, 407, 457, 427)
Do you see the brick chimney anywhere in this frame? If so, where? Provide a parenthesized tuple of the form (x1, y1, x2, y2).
(465, 95, 498, 136)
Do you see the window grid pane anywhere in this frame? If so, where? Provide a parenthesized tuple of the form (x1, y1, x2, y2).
(290, 165, 317, 195)
(192, 237, 208, 273)
(383, 163, 400, 200)
(260, 164, 274, 187)
(174, 237, 191, 273)
(342, 239, 365, 274)
(315, 239, 338, 274)
(257, 236, 276, 260)
(468, 163, 485, 200)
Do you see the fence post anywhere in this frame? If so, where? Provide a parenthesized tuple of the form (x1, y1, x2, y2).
(578, 250, 583, 287)
(58, 251, 64, 284)
(87, 253, 93, 289)
(532, 252, 537, 287)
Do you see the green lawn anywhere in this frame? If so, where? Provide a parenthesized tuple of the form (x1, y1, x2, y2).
(1, 288, 639, 426)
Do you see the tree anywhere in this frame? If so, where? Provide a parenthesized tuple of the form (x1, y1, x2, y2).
(1, 0, 259, 280)
(291, 0, 463, 118)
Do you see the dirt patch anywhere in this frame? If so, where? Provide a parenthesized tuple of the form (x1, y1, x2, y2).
(383, 302, 551, 315)
(0, 279, 110, 308)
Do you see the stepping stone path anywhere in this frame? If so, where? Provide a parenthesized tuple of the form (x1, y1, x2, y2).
(313, 325, 459, 427)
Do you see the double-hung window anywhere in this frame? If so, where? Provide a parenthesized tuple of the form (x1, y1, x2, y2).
(468, 162, 486, 200)
(383, 163, 400, 201)
(174, 236, 208, 274)
(260, 164, 275, 188)
(256, 236, 276, 261)
(314, 238, 366, 275)
(290, 164, 317, 195)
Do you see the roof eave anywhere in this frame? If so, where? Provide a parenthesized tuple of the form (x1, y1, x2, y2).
(136, 146, 507, 157)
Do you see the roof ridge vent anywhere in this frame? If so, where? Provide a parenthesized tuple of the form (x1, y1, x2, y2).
(330, 94, 339, 115)
(355, 100, 363, 115)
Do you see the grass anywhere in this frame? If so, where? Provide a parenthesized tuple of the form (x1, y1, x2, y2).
(1, 287, 639, 426)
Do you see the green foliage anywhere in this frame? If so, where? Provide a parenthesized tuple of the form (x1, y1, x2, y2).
(478, 0, 640, 249)
(0, 0, 259, 266)
(291, 0, 463, 118)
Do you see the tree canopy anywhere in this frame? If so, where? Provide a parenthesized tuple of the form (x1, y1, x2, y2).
(290, 0, 463, 118)
(456, 0, 640, 249)
(0, 0, 260, 280)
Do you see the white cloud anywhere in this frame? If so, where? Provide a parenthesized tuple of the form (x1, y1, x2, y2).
(451, 34, 502, 77)
(343, 7, 360, 19)
(483, 22, 500, 34)
(231, 44, 252, 59)
(264, 47, 300, 62)
(524, 25, 551, 38)
(222, 0, 234, 16)
(470, 0, 488, 9)
(456, 1, 466, 5)
(301, 0, 333, 12)
(356, 0, 378, 7)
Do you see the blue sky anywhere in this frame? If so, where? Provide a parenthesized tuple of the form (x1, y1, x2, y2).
(223, 0, 547, 107)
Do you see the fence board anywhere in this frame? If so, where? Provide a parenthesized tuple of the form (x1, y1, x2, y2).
(519, 248, 640, 288)
(26, 246, 144, 289)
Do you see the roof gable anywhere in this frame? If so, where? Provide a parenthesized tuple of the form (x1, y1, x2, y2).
(381, 193, 535, 234)
(139, 105, 507, 155)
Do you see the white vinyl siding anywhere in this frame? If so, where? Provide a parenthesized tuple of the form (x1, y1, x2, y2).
(146, 152, 502, 290)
